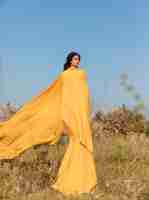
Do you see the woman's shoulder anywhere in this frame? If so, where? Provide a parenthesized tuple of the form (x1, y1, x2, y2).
(62, 67, 86, 76)
(61, 67, 87, 83)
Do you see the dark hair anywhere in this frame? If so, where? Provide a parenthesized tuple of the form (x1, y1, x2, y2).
(63, 51, 81, 71)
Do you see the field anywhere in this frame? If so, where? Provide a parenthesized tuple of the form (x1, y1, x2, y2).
(0, 106, 149, 200)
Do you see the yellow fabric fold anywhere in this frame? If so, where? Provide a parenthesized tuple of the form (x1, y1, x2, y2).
(0, 66, 97, 195)
(61, 67, 93, 153)
(0, 71, 63, 159)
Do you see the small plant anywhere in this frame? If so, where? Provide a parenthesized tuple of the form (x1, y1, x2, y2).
(144, 120, 149, 137)
(110, 141, 129, 161)
(120, 72, 147, 113)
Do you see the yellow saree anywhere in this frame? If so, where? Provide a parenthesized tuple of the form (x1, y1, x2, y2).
(0, 66, 97, 195)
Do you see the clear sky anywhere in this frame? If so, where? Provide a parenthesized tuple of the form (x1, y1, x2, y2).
(0, 0, 148, 116)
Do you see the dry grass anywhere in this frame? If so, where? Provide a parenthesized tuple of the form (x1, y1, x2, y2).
(93, 133, 149, 200)
(0, 107, 149, 199)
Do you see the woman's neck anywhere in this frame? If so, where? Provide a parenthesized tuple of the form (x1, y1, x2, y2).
(70, 65, 77, 69)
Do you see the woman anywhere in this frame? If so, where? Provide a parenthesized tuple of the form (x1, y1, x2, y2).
(0, 51, 98, 196)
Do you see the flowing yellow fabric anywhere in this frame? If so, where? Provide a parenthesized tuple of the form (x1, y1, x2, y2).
(0, 66, 97, 195)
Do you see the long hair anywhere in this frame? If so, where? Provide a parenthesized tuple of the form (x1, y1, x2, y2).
(63, 51, 81, 71)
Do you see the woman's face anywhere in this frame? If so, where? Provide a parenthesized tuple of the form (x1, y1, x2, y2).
(70, 55, 80, 67)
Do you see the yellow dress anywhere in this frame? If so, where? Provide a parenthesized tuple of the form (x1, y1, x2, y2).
(0, 66, 97, 196)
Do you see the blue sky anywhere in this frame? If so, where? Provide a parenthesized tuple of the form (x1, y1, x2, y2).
(0, 0, 148, 116)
